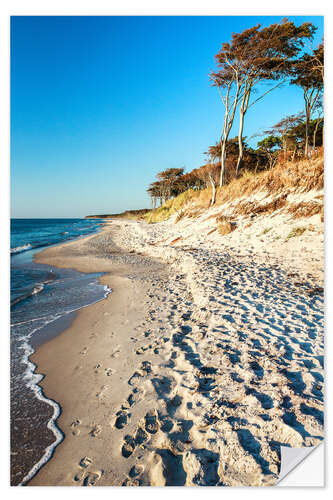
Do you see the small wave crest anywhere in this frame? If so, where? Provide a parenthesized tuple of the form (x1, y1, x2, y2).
(11, 243, 32, 255)
(11, 284, 45, 308)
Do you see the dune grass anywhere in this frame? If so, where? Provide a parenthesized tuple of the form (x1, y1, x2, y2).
(145, 190, 196, 223)
(145, 154, 324, 224)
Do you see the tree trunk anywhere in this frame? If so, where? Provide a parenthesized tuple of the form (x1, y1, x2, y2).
(283, 136, 287, 160)
(236, 108, 245, 178)
(219, 140, 227, 187)
(305, 111, 310, 157)
(313, 118, 323, 151)
(291, 145, 297, 162)
(209, 171, 216, 206)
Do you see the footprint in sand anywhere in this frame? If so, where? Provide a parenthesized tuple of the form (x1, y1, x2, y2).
(90, 424, 102, 437)
(80, 347, 88, 355)
(135, 346, 148, 355)
(121, 427, 149, 459)
(105, 368, 114, 376)
(74, 456, 93, 482)
(111, 346, 121, 358)
(122, 477, 141, 486)
(122, 464, 144, 485)
(71, 419, 81, 436)
(128, 371, 144, 386)
(128, 361, 152, 386)
(135, 427, 148, 445)
(83, 470, 103, 486)
(79, 456, 92, 468)
(122, 435, 136, 458)
(114, 410, 129, 429)
(122, 388, 144, 410)
(96, 385, 108, 398)
(141, 361, 152, 374)
(145, 410, 159, 434)
(74, 469, 85, 482)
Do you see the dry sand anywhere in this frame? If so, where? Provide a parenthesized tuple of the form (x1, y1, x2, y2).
(28, 205, 324, 486)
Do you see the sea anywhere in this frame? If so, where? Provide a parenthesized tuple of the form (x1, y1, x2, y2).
(10, 218, 110, 486)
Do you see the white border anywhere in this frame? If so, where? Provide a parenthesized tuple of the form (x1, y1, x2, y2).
(1, 2, 331, 499)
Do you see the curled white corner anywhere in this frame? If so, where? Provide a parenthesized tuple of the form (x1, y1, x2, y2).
(276, 443, 324, 486)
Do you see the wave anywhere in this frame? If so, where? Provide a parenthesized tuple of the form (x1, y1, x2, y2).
(11, 284, 45, 308)
(11, 243, 32, 255)
(11, 220, 103, 257)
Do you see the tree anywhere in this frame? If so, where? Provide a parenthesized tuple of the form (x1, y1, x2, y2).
(290, 43, 324, 156)
(156, 168, 185, 201)
(147, 181, 163, 208)
(264, 112, 304, 159)
(192, 163, 220, 206)
(215, 20, 316, 177)
(209, 59, 242, 187)
(312, 41, 324, 82)
(257, 135, 282, 168)
(287, 118, 324, 153)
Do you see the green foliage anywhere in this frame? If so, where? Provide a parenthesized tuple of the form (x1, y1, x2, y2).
(257, 135, 282, 151)
(287, 118, 324, 147)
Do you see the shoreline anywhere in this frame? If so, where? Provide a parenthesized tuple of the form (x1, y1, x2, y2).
(10, 221, 112, 486)
(26, 217, 324, 486)
(28, 223, 171, 485)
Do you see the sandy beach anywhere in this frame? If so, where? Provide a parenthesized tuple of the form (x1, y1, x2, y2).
(27, 205, 324, 487)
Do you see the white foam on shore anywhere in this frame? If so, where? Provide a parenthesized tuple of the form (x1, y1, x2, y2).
(11, 243, 33, 254)
(15, 283, 112, 486)
(18, 335, 64, 486)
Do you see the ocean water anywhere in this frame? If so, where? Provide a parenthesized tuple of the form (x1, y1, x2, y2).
(10, 219, 110, 485)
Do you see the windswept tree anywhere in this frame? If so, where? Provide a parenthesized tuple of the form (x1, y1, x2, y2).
(156, 167, 185, 201)
(147, 181, 163, 208)
(215, 19, 316, 177)
(290, 42, 324, 156)
(209, 59, 242, 186)
(147, 168, 197, 209)
(177, 172, 198, 192)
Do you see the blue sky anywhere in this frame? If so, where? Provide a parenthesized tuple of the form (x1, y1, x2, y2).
(11, 15, 324, 218)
